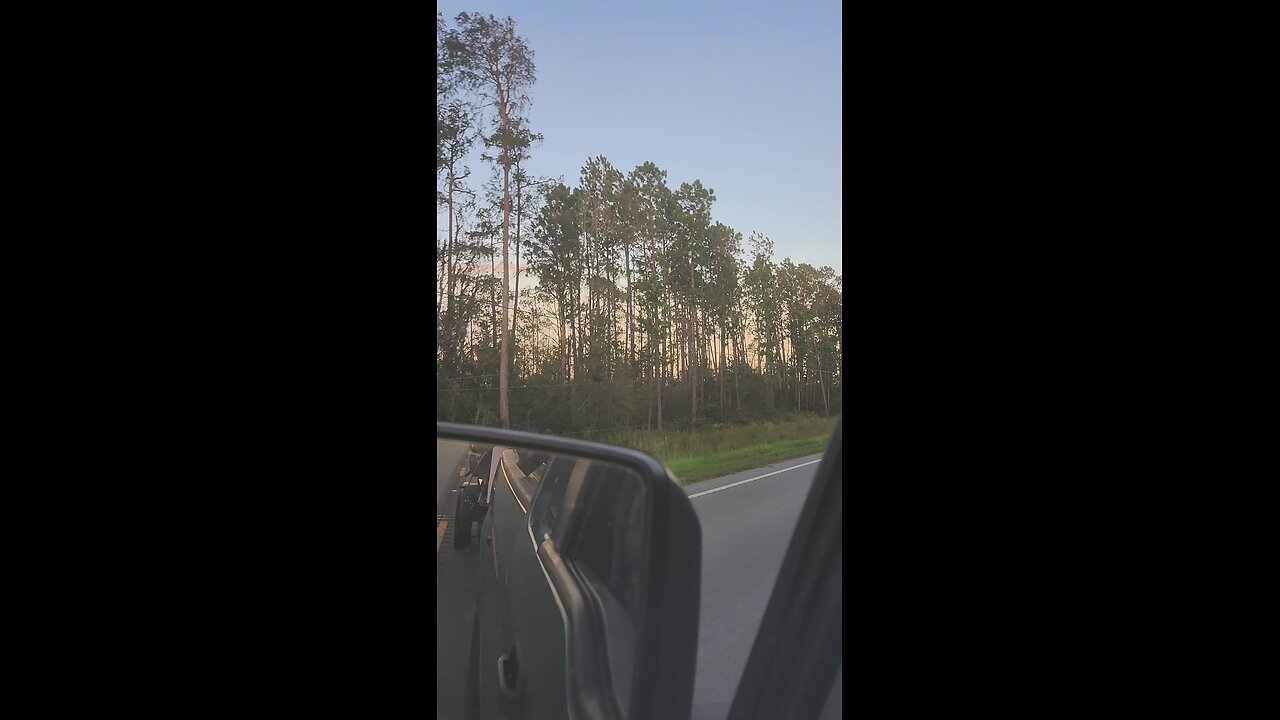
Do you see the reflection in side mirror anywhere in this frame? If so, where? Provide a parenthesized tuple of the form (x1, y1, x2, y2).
(436, 423, 701, 720)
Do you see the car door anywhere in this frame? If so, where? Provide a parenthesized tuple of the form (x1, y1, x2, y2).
(726, 417, 842, 719)
(475, 448, 567, 719)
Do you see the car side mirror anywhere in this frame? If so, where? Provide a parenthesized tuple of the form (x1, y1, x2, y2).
(437, 422, 702, 720)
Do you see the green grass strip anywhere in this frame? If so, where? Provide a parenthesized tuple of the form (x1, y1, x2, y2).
(665, 434, 829, 485)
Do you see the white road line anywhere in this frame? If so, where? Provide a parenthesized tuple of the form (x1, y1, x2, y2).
(687, 458, 823, 499)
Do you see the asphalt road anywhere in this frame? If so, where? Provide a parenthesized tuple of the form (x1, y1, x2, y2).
(685, 453, 823, 720)
(437, 439, 470, 510)
(437, 443, 481, 720)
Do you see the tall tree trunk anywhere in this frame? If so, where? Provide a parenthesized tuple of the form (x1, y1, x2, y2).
(689, 258, 697, 429)
(676, 307, 683, 383)
(645, 367, 652, 431)
(644, 349, 652, 431)
(443, 174, 453, 320)
(558, 296, 568, 382)
(657, 332, 664, 430)
(625, 244, 633, 366)
(788, 363, 798, 409)
(776, 339, 783, 409)
(490, 229, 498, 352)
(443, 193, 453, 369)
(512, 172, 523, 369)
(498, 101, 511, 429)
(705, 331, 711, 411)
(733, 332, 742, 412)
(719, 326, 727, 413)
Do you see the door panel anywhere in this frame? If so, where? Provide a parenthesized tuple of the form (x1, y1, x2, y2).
(478, 449, 569, 719)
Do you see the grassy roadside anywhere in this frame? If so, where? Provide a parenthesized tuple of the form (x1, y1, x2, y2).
(665, 435, 829, 484)
(601, 413, 837, 485)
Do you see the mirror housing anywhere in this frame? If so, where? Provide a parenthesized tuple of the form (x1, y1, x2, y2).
(438, 422, 702, 720)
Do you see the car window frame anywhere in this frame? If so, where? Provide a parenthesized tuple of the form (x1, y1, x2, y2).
(726, 416, 843, 720)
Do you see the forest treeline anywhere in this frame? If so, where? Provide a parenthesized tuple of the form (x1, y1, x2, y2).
(437, 11, 842, 436)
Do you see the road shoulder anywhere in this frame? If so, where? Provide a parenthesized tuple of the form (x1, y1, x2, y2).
(682, 453, 824, 497)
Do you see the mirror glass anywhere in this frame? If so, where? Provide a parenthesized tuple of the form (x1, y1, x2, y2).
(437, 435, 650, 720)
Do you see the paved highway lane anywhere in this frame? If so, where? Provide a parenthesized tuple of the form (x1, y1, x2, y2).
(437, 439, 470, 511)
(685, 453, 823, 720)
(437, 443, 481, 719)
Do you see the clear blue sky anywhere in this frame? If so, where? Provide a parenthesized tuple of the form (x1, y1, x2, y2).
(438, 0, 842, 276)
